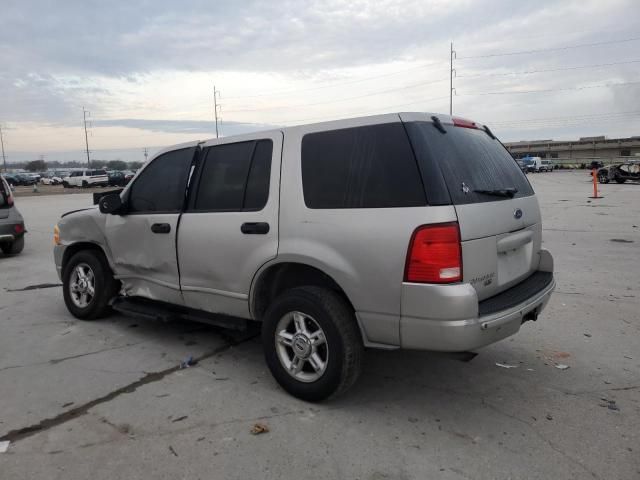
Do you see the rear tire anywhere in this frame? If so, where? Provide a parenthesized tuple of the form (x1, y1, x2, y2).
(62, 250, 120, 320)
(0, 236, 24, 255)
(262, 286, 363, 402)
(82, 180, 89, 188)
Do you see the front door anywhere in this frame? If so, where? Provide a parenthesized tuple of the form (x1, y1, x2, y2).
(105, 144, 197, 305)
(177, 131, 282, 318)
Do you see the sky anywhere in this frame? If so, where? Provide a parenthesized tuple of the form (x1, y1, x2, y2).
(1, 0, 639, 164)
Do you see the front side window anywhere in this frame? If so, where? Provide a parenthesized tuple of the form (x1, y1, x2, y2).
(193, 139, 273, 212)
(301, 123, 426, 209)
(128, 148, 195, 213)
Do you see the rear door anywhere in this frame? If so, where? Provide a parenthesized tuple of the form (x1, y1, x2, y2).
(177, 131, 282, 318)
(403, 115, 540, 301)
(104, 145, 197, 305)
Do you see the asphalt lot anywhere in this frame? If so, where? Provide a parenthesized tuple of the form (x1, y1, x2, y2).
(0, 171, 638, 480)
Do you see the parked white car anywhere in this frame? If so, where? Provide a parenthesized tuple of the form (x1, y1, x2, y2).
(523, 157, 553, 173)
(62, 169, 109, 188)
(41, 175, 63, 185)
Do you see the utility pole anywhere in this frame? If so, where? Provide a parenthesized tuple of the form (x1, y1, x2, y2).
(143, 147, 149, 163)
(213, 84, 221, 138)
(0, 125, 6, 172)
(83, 107, 91, 168)
(449, 42, 456, 115)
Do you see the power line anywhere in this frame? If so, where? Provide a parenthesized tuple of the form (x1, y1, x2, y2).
(459, 80, 640, 97)
(82, 107, 91, 168)
(488, 110, 640, 125)
(0, 125, 7, 172)
(213, 84, 221, 138)
(224, 77, 449, 114)
(457, 59, 640, 78)
(450, 42, 456, 115)
(276, 94, 451, 126)
(457, 36, 640, 60)
(222, 61, 450, 100)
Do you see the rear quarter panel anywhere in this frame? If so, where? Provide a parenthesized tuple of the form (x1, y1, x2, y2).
(277, 116, 458, 345)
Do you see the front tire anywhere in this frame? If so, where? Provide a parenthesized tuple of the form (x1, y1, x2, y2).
(62, 250, 119, 320)
(0, 236, 24, 255)
(262, 286, 363, 402)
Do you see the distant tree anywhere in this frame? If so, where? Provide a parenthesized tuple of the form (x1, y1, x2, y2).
(129, 161, 143, 170)
(106, 160, 128, 171)
(25, 159, 47, 172)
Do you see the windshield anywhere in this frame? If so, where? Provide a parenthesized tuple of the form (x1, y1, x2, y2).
(523, 159, 534, 165)
(405, 122, 534, 205)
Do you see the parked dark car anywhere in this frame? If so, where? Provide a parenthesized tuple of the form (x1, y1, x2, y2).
(0, 175, 26, 254)
(515, 159, 528, 174)
(108, 171, 127, 187)
(5, 173, 38, 186)
(597, 162, 640, 184)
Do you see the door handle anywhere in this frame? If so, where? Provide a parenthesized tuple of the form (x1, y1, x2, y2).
(151, 223, 171, 234)
(241, 222, 270, 235)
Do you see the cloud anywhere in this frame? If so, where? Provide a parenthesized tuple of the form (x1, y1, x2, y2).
(1, 0, 639, 154)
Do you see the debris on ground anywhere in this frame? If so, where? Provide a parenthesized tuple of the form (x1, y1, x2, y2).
(546, 414, 553, 421)
(168, 445, 179, 456)
(599, 399, 620, 411)
(250, 423, 269, 435)
(495, 362, 518, 369)
(0, 441, 10, 453)
(554, 364, 570, 370)
(180, 356, 197, 368)
(172, 416, 188, 423)
(583, 333, 592, 338)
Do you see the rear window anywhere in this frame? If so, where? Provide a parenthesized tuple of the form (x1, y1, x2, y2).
(301, 123, 426, 209)
(405, 122, 534, 205)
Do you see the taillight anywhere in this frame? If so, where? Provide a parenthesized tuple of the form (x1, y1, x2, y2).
(405, 222, 462, 283)
(14, 223, 24, 234)
(53, 225, 60, 245)
(452, 117, 478, 129)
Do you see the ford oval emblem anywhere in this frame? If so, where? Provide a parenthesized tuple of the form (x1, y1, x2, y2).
(513, 208, 523, 219)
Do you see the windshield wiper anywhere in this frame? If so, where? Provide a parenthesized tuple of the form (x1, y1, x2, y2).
(473, 187, 518, 198)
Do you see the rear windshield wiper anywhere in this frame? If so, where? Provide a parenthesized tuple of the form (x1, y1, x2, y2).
(473, 187, 518, 198)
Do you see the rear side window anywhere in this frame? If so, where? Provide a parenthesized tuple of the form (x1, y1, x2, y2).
(301, 123, 426, 208)
(193, 139, 272, 211)
(128, 148, 195, 213)
(405, 122, 534, 205)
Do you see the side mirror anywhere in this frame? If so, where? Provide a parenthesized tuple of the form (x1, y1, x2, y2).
(99, 193, 124, 214)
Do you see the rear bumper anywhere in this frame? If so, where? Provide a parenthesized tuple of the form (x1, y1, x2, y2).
(400, 266, 555, 352)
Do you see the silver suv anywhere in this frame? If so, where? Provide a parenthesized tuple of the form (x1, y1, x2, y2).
(53, 113, 555, 401)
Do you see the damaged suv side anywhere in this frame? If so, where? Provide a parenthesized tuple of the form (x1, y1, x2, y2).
(54, 113, 555, 401)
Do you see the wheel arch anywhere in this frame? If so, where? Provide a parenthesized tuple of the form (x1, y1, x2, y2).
(250, 261, 357, 321)
(61, 241, 112, 275)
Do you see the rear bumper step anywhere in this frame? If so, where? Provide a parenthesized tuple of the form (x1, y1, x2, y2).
(479, 271, 554, 316)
